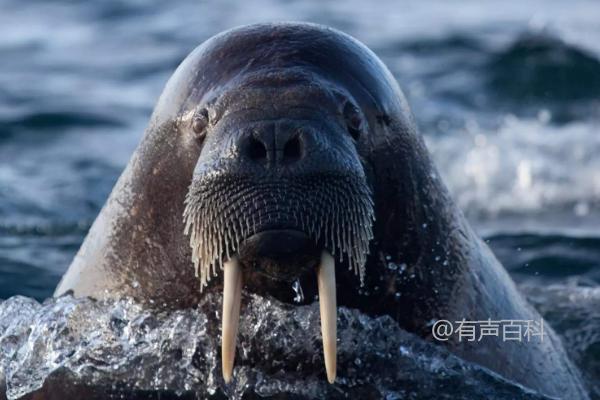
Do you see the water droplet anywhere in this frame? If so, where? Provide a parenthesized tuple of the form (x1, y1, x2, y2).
(292, 279, 304, 303)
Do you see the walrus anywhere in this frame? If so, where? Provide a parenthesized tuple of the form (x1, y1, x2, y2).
(54, 22, 588, 398)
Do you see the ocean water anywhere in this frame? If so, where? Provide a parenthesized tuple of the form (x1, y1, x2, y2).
(0, 0, 599, 398)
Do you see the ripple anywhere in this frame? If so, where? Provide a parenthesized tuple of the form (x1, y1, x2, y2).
(0, 111, 124, 141)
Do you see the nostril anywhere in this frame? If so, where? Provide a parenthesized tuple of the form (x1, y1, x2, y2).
(283, 134, 303, 162)
(247, 135, 267, 162)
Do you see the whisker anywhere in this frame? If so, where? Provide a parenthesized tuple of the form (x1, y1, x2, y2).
(183, 173, 375, 291)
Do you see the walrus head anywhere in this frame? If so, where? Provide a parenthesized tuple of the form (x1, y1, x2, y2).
(181, 67, 379, 382)
(146, 22, 422, 383)
(90, 22, 426, 384)
(182, 70, 375, 293)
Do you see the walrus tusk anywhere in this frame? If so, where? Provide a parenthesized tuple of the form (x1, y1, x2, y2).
(318, 251, 337, 384)
(222, 256, 243, 383)
(221, 252, 336, 383)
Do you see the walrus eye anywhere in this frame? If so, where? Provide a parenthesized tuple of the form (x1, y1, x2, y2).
(192, 108, 209, 140)
(343, 102, 363, 141)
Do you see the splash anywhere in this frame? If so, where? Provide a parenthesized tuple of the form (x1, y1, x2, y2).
(0, 293, 551, 400)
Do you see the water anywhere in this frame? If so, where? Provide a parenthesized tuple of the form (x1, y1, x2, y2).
(0, 293, 555, 399)
(0, 0, 599, 398)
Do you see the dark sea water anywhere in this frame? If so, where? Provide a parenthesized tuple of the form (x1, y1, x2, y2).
(0, 0, 599, 398)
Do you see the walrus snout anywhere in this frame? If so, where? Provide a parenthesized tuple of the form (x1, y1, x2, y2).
(183, 171, 374, 290)
(184, 98, 375, 288)
(242, 124, 306, 167)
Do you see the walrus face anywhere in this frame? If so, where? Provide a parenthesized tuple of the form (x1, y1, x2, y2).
(184, 75, 374, 290)
(182, 72, 375, 382)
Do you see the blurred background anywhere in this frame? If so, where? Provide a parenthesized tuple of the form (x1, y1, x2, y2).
(0, 0, 599, 303)
(0, 0, 599, 395)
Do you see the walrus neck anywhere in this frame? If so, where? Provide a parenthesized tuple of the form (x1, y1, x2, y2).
(56, 120, 202, 306)
(336, 130, 473, 332)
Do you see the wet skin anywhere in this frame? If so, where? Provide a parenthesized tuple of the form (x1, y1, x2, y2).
(54, 23, 589, 399)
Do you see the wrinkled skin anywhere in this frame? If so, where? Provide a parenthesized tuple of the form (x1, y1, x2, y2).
(54, 23, 588, 398)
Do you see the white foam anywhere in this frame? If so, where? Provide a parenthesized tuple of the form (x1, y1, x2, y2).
(426, 115, 600, 228)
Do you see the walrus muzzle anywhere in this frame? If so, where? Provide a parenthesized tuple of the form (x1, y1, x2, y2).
(183, 159, 374, 383)
(180, 77, 375, 383)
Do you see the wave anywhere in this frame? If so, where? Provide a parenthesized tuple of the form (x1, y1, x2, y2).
(489, 233, 600, 285)
(0, 111, 124, 143)
(488, 32, 600, 102)
(426, 116, 600, 227)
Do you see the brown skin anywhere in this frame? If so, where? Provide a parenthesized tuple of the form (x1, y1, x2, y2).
(55, 23, 588, 398)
